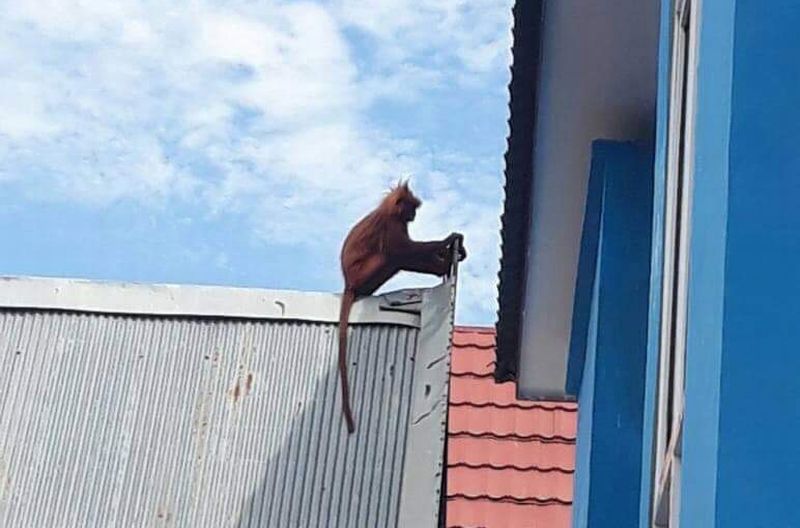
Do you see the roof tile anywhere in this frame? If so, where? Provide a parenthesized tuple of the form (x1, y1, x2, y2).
(448, 437, 576, 472)
(447, 466, 573, 503)
(450, 377, 578, 412)
(446, 327, 577, 528)
(447, 499, 572, 528)
(449, 405, 576, 440)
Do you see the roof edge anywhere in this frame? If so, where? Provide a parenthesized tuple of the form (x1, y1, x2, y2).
(0, 275, 423, 327)
(495, 0, 546, 382)
(399, 273, 458, 526)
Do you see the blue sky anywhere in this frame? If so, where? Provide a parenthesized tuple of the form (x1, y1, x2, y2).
(0, 0, 513, 324)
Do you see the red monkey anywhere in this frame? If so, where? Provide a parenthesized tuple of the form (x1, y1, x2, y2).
(338, 181, 466, 433)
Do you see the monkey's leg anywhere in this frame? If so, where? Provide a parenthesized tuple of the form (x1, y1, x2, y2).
(351, 254, 396, 296)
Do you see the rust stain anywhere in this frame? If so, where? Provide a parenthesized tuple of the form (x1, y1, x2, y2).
(0, 457, 8, 501)
(229, 373, 254, 402)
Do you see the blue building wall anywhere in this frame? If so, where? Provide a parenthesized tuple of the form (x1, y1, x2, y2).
(541, 2, 800, 525)
(714, 1, 800, 525)
(680, 1, 800, 526)
(569, 141, 653, 528)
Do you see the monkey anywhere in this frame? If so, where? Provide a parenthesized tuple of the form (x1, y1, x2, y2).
(338, 181, 466, 434)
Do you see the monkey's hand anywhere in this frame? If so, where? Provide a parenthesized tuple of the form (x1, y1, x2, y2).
(444, 232, 467, 262)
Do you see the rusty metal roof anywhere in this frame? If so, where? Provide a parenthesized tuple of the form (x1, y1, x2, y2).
(446, 327, 576, 528)
(0, 276, 456, 528)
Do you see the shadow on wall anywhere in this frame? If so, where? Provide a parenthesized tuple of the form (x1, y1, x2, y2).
(236, 323, 418, 528)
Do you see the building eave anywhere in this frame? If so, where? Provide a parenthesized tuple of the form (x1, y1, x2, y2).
(495, 0, 545, 382)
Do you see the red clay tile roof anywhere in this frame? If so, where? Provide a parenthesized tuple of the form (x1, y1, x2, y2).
(446, 326, 577, 528)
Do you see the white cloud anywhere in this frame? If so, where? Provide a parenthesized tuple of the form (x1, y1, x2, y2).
(334, 0, 513, 75)
(0, 0, 512, 323)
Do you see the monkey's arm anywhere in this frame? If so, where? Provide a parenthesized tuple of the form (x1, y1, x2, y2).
(397, 240, 449, 257)
(386, 224, 460, 260)
(400, 252, 451, 276)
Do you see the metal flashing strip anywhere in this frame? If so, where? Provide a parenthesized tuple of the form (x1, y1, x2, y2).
(398, 243, 460, 528)
(0, 276, 421, 328)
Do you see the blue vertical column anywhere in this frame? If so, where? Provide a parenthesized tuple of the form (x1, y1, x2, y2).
(568, 140, 653, 527)
(677, 0, 735, 525)
(638, 0, 673, 525)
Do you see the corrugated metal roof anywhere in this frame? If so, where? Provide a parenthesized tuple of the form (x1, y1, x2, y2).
(445, 327, 576, 528)
(0, 277, 455, 527)
(495, 0, 545, 383)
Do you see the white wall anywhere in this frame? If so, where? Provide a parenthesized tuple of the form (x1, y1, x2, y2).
(518, 0, 659, 398)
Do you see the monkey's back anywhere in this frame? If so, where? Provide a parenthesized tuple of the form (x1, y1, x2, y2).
(341, 210, 387, 279)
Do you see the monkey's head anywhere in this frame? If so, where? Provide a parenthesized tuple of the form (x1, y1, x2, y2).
(386, 180, 421, 222)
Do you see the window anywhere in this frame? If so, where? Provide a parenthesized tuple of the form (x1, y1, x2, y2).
(653, 0, 697, 526)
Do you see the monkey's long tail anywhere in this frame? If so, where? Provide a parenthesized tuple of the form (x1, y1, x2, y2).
(338, 290, 356, 434)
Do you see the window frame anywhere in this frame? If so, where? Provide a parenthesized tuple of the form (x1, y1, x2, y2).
(653, 0, 699, 525)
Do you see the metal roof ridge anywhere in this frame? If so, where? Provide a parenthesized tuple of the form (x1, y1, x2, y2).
(0, 275, 426, 327)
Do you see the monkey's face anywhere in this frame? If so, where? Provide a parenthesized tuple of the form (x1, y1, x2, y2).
(398, 190, 421, 222)
(397, 198, 418, 222)
(404, 201, 418, 221)
(388, 182, 422, 222)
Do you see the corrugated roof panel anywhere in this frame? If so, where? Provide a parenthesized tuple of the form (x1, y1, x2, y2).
(0, 278, 455, 528)
(445, 327, 576, 528)
(495, 0, 546, 383)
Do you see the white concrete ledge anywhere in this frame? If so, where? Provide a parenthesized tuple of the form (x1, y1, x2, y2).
(0, 276, 422, 327)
